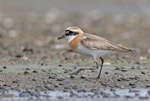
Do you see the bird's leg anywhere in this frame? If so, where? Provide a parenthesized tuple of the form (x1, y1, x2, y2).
(94, 61, 99, 69)
(71, 67, 84, 75)
(71, 61, 99, 75)
(97, 57, 104, 79)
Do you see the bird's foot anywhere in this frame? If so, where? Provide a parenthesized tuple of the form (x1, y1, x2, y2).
(71, 67, 84, 75)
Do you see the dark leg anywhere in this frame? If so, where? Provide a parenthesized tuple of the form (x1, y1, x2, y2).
(71, 61, 99, 75)
(94, 61, 99, 69)
(97, 57, 104, 79)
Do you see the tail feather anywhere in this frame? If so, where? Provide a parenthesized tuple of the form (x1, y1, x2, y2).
(117, 44, 136, 52)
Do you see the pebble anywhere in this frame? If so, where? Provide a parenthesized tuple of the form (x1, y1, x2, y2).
(135, 61, 141, 65)
(100, 91, 110, 98)
(121, 69, 127, 72)
(45, 84, 54, 90)
(115, 67, 120, 70)
(148, 91, 150, 95)
(12, 80, 18, 83)
(141, 71, 146, 74)
(49, 73, 56, 79)
(70, 75, 75, 78)
(80, 75, 86, 79)
(24, 71, 30, 75)
(139, 96, 148, 99)
(25, 68, 30, 70)
(19, 92, 31, 97)
(3, 66, 7, 69)
(56, 75, 66, 81)
(15, 54, 22, 58)
(58, 64, 62, 67)
(124, 95, 133, 98)
(32, 78, 36, 81)
(22, 47, 33, 53)
(129, 83, 136, 87)
(32, 70, 38, 73)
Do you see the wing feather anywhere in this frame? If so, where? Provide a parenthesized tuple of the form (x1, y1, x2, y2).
(81, 33, 134, 52)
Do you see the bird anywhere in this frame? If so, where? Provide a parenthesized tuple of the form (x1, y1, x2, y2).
(57, 26, 135, 79)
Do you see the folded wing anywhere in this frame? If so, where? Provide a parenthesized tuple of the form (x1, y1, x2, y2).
(81, 33, 135, 52)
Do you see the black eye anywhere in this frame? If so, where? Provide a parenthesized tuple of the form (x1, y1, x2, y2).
(65, 30, 71, 36)
(65, 30, 78, 36)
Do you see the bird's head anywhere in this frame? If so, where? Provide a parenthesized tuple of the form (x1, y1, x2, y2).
(57, 26, 84, 43)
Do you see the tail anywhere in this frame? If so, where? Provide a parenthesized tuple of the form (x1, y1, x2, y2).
(117, 44, 136, 52)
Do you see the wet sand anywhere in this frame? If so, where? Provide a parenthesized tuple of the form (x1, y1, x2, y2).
(0, 33, 150, 101)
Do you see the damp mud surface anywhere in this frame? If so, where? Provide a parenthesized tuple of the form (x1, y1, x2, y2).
(0, 0, 150, 100)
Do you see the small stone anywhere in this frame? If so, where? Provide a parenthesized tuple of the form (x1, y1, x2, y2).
(91, 89, 96, 92)
(0, 70, 2, 72)
(148, 91, 150, 95)
(3, 66, 7, 69)
(59, 83, 64, 85)
(49, 74, 56, 79)
(25, 68, 30, 70)
(40, 63, 44, 66)
(3, 84, 8, 86)
(115, 67, 120, 70)
(65, 57, 68, 60)
(58, 64, 62, 67)
(80, 75, 86, 79)
(56, 75, 66, 81)
(129, 83, 135, 86)
(139, 96, 148, 99)
(32, 70, 38, 73)
(70, 75, 75, 78)
(141, 71, 146, 74)
(110, 88, 116, 92)
(131, 67, 135, 69)
(64, 86, 69, 89)
(12, 80, 18, 83)
(15, 54, 22, 58)
(124, 95, 133, 98)
(54, 85, 58, 87)
(45, 84, 54, 90)
(32, 78, 36, 81)
(135, 61, 140, 65)
(146, 85, 150, 87)
(22, 47, 33, 53)
(121, 69, 127, 72)
(24, 71, 30, 75)
(63, 89, 68, 92)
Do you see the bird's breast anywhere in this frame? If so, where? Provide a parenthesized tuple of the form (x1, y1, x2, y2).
(69, 38, 79, 51)
(69, 34, 83, 51)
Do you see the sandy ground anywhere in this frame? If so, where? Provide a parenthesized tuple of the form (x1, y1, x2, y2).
(0, 28, 150, 100)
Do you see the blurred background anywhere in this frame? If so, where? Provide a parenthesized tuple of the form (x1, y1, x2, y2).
(0, 0, 149, 63)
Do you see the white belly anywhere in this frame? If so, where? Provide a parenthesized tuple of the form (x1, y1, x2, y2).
(76, 45, 115, 59)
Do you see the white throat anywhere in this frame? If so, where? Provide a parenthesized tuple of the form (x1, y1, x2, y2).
(66, 35, 77, 43)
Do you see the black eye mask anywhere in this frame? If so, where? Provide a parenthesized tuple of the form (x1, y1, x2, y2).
(65, 30, 78, 36)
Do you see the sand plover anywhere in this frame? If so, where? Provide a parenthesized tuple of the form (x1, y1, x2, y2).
(58, 26, 135, 78)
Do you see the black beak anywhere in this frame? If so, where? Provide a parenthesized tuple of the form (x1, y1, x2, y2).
(57, 34, 65, 40)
